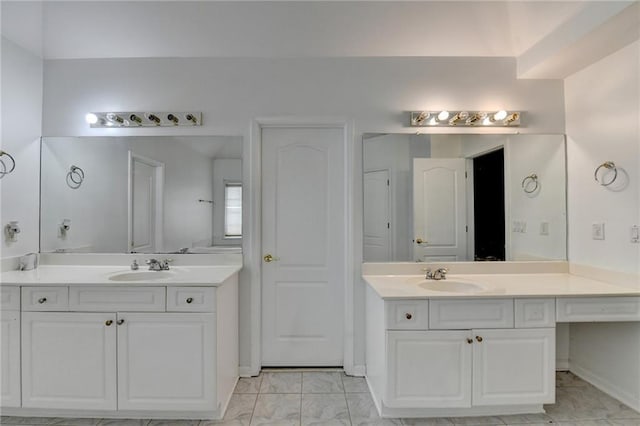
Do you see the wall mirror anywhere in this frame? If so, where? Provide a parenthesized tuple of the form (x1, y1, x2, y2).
(363, 133, 566, 262)
(40, 136, 242, 254)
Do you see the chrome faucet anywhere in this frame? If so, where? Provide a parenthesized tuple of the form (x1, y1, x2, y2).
(424, 267, 449, 280)
(146, 258, 172, 271)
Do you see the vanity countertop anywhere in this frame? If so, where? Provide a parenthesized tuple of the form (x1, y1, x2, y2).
(363, 273, 640, 299)
(0, 264, 242, 286)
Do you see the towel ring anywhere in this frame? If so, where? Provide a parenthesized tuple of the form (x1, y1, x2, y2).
(521, 173, 539, 194)
(594, 161, 617, 186)
(68, 165, 85, 185)
(0, 150, 16, 178)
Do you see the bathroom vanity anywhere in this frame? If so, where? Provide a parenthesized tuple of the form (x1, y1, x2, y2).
(0, 261, 240, 420)
(363, 268, 640, 418)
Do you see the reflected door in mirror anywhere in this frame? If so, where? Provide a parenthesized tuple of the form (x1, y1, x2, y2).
(364, 170, 391, 262)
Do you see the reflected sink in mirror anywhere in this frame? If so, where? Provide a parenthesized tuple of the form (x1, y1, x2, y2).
(108, 271, 177, 282)
(418, 280, 486, 293)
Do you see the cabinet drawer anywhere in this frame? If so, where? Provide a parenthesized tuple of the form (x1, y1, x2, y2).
(22, 287, 69, 311)
(515, 298, 555, 328)
(385, 300, 429, 330)
(557, 297, 640, 322)
(69, 287, 165, 312)
(167, 287, 216, 312)
(1, 286, 20, 310)
(429, 299, 514, 329)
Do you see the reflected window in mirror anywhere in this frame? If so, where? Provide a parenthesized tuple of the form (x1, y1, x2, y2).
(224, 182, 242, 239)
(362, 133, 567, 263)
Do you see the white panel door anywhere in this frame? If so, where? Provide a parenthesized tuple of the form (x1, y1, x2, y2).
(1, 311, 20, 407)
(261, 127, 345, 366)
(386, 330, 472, 408)
(21, 312, 117, 410)
(413, 158, 467, 261)
(472, 328, 555, 406)
(117, 312, 216, 411)
(364, 169, 391, 261)
(131, 158, 156, 252)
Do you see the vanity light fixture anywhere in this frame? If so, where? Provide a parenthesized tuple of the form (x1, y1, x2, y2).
(410, 110, 521, 127)
(85, 112, 202, 128)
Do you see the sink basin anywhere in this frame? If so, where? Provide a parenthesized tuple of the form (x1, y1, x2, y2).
(419, 280, 486, 293)
(108, 271, 176, 282)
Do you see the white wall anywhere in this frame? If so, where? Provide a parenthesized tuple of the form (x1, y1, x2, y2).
(565, 41, 640, 411)
(0, 38, 43, 260)
(41, 56, 565, 372)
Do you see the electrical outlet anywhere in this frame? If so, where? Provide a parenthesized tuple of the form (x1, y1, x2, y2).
(592, 223, 605, 240)
(631, 225, 639, 243)
(540, 222, 549, 236)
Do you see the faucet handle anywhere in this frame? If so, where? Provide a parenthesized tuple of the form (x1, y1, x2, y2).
(146, 258, 158, 265)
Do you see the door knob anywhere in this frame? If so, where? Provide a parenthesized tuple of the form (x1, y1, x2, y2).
(415, 238, 426, 244)
(263, 254, 280, 263)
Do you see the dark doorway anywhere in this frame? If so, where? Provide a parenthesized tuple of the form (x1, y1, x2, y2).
(473, 149, 505, 261)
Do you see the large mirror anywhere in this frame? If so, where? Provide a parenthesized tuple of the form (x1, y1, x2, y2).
(363, 133, 566, 262)
(40, 136, 242, 254)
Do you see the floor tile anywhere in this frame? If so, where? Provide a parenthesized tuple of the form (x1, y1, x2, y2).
(235, 375, 263, 394)
(216, 394, 258, 426)
(147, 421, 200, 426)
(49, 419, 101, 426)
(250, 393, 301, 426)
(97, 420, 150, 426)
(496, 413, 552, 424)
(342, 375, 369, 393)
(446, 416, 505, 425)
(345, 393, 380, 420)
(401, 418, 453, 425)
(300, 393, 350, 425)
(350, 418, 403, 426)
(302, 372, 344, 393)
(556, 371, 592, 388)
(259, 372, 302, 394)
(0, 417, 59, 425)
(545, 385, 640, 422)
(555, 420, 640, 426)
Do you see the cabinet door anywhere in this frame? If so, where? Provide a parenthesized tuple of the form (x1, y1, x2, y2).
(21, 312, 117, 410)
(117, 312, 216, 411)
(387, 330, 472, 408)
(472, 328, 555, 406)
(1, 311, 20, 407)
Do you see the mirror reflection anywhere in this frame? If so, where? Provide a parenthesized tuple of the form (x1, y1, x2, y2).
(363, 134, 566, 262)
(40, 136, 242, 254)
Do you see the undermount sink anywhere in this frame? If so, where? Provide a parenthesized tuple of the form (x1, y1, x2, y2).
(419, 280, 486, 293)
(108, 270, 176, 282)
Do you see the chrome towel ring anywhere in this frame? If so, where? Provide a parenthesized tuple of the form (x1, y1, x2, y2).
(594, 161, 617, 186)
(67, 165, 85, 188)
(0, 150, 16, 179)
(521, 173, 539, 194)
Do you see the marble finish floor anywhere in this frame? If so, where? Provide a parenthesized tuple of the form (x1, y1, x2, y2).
(2, 371, 639, 426)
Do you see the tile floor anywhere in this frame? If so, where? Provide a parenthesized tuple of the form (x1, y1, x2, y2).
(2, 371, 639, 426)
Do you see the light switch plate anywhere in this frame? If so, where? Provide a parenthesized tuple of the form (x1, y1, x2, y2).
(631, 225, 639, 243)
(592, 223, 605, 240)
(540, 222, 549, 236)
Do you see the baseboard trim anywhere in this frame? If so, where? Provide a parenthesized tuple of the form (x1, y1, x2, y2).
(350, 364, 366, 377)
(570, 362, 640, 412)
(556, 359, 570, 371)
(239, 366, 260, 377)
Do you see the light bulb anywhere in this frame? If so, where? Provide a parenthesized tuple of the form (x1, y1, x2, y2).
(85, 113, 98, 124)
(437, 110, 450, 121)
(493, 110, 508, 121)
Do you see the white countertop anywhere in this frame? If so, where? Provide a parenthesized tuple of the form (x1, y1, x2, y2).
(363, 273, 640, 299)
(0, 264, 242, 286)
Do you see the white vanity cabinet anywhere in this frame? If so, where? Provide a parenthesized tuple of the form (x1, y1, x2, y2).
(367, 287, 556, 417)
(8, 274, 239, 420)
(1, 286, 21, 408)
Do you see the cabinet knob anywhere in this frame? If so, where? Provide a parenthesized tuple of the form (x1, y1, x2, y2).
(186, 297, 193, 304)
(38, 297, 47, 304)
(466, 338, 473, 344)
(105, 320, 113, 326)
(117, 319, 125, 325)
(475, 336, 483, 342)
(405, 313, 412, 320)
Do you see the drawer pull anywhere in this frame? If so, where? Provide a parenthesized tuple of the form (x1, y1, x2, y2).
(186, 297, 194, 304)
(405, 313, 412, 320)
(117, 319, 125, 325)
(475, 336, 483, 342)
(105, 320, 113, 326)
(38, 297, 47, 304)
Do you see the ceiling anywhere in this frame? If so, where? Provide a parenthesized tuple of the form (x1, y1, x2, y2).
(1, 1, 616, 60)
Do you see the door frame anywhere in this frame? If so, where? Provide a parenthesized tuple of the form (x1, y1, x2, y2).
(127, 151, 165, 253)
(246, 117, 354, 376)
